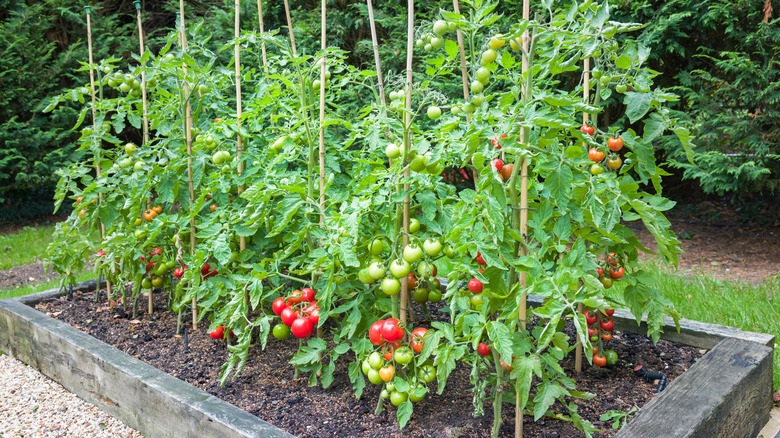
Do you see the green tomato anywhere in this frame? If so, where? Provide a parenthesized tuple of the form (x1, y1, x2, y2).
(430, 37, 445, 50)
(370, 238, 385, 256)
(368, 351, 383, 370)
(432, 20, 448, 35)
(409, 387, 426, 402)
(463, 103, 476, 114)
(616, 84, 628, 93)
(444, 244, 456, 258)
(427, 106, 442, 120)
(471, 94, 485, 107)
(408, 218, 421, 234)
(124, 143, 138, 154)
(475, 67, 490, 84)
(367, 368, 383, 385)
(417, 261, 434, 277)
(470, 294, 484, 310)
(119, 82, 132, 93)
(591, 68, 602, 79)
(134, 161, 144, 171)
(412, 287, 429, 303)
(134, 229, 147, 239)
(273, 323, 290, 340)
(390, 391, 408, 407)
(141, 278, 152, 289)
(380, 389, 390, 399)
(470, 80, 484, 94)
(381, 277, 401, 295)
(590, 164, 605, 175)
(605, 350, 619, 366)
(424, 43, 433, 52)
(358, 268, 374, 284)
(362, 360, 372, 375)
(118, 158, 133, 169)
(427, 290, 442, 303)
(385, 382, 395, 393)
(410, 156, 427, 173)
(418, 364, 436, 383)
(481, 49, 498, 65)
(389, 259, 411, 279)
(212, 151, 228, 165)
(422, 238, 442, 257)
(385, 143, 400, 159)
(368, 261, 385, 280)
(393, 346, 414, 365)
(402, 244, 423, 264)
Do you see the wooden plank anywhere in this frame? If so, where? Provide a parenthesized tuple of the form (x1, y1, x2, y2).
(616, 337, 773, 438)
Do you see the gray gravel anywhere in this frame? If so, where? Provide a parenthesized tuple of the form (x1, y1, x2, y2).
(0, 353, 144, 438)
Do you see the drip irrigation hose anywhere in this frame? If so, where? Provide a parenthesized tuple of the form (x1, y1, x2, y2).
(633, 364, 667, 393)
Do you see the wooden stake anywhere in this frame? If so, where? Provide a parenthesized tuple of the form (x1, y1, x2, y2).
(316, 0, 327, 342)
(283, 0, 297, 55)
(85, 6, 112, 303)
(256, 0, 268, 72)
(178, 1, 198, 330)
(366, 0, 386, 106)
(399, 0, 414, 327)
(516, 3, 530, 437)
(453, 0, 469, 117)
(575, 57, 591, 374)
(132, 1, 153, 315)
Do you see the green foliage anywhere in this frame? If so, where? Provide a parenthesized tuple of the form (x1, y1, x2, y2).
(612, 0, 780, 199)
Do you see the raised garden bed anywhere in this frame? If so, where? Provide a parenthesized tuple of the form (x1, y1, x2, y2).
(0, 281, 773, 438)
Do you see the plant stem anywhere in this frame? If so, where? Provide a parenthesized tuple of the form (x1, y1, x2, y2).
(491, 349, 505, 438)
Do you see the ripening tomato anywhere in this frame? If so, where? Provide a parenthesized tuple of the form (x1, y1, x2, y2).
(588, 148, 605, 162)
(492, 159, 503, 172)
(407, 273, 418, 289)
(607, 156, 622, 170)
(602, 332, 612, 341)
(593, 354, 607, 367)
(607, 136, 624, 152)
(501, 163, 514, 181)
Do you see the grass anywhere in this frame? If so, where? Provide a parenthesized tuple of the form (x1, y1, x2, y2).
(0, 224, 58, 270)
(0, 271, 95, 301)
(645, 260, 780, 391)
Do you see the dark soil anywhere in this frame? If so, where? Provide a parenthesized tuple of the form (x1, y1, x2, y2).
(39, 289, 704, 438)
(0, 261, 59, 290)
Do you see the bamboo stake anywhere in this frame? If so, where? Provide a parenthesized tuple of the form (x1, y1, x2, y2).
(283, 0, 297, 55)
(85, 6, 113, 303)
(235, 0, 250, 311)
(132, 0, 154, 315)
(399, 0, 414, 327)
(453, 0, 469, 119)
(515, 2, 530, 437)
(178, 2, 198, 330)
(575, 57, 591, 374)
(256, 0, 268, 72)
(316, 0, 327, 343)
(367, 0, 386, 106)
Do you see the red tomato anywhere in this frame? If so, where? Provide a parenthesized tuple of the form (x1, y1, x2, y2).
(96, 250, 105, 257)
(587, 327, 598, 337)
(272, 297, 288, 316)
(381, 318, 404, 343)
(291, 317, 314, 338)
(593, 354, 607, 367)
(475, 252, 486, 266)
(602, 308, 615, 317)
(477, 342, 492, 357)
(600, 318, 615, 332)
(584, 311, 597, 326)
(369, 319, 385, 345)
(492, 159, 503, 172)
(609, 267, 624, 279)
(596, 268, 603, 277)
(300, 287, 315, 302)
(468, 278, 483, 294)
(280, 307, 299, 327)
(407, 273, 418, 290)
(209, 325, 225, 339)
(580, 124, 595, 135)
(410, 327, 428, 353)
(288, 289, 303, 305)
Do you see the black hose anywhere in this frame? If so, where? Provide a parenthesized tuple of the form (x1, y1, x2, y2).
(634, 364, 668, 393)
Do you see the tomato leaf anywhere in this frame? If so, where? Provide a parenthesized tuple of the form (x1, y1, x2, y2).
(533, 381, 568, 421)
(624, 92, 654, 123)
(397, 401, 413, 429)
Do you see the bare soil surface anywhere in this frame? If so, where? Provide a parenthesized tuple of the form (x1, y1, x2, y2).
(38, 289, 704, 438)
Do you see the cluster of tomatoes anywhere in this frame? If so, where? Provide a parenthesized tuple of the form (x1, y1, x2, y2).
(488, 135, 515, 182)
(581, 125, 625, 176)
(467, 252, 492, 309)
(138, 247, 175, 289)
(362, 320, 434, 406)
(209, 325, 234, 340)
(598, 252, 625, 289)
(584, 308, 619, 367)
(358, 232, 451, 305)
(270, 288, 320, 340)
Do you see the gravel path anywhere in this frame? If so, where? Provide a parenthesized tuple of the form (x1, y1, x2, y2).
(0, 354, 144, 438)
